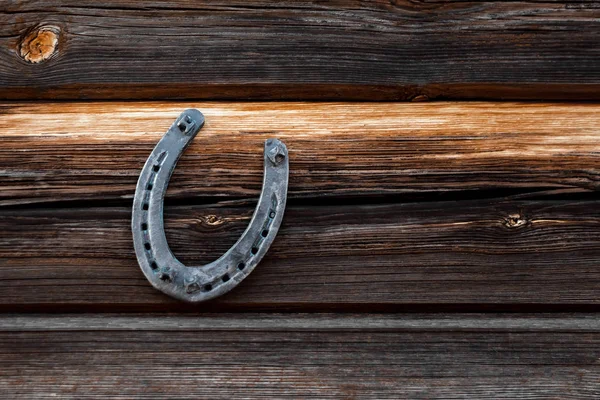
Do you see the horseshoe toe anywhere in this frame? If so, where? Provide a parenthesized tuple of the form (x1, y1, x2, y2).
(132, 109, 289, 302)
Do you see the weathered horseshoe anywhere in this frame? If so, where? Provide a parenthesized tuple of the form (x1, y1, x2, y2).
(132, 109, 288, 302)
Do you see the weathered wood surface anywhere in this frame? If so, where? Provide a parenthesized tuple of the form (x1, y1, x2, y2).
(1, 101, 599, 311)
(1, 1, 600, 100)
(2, 1, 599, 395)
(1, 199, 599, 311)
(1, 314, 599, 398)
(4, 313, 600, 331)
(2, 102, 600, 206)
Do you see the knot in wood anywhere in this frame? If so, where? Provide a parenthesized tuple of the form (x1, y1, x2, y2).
(204, 215, 223, 226)
(19, 26, 60, 64)
(504, 213, 527, 228)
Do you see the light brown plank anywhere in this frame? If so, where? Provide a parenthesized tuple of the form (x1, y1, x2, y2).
(1, 102, 600, 206)
(1, 1, 600, 100)
(0, 314, 598, 399)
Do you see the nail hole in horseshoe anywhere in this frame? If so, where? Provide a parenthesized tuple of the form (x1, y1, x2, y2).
(238, 262, 246, 271)
(251, 247, 259, 255)
(141, 223, 148, 231)
(204, 284, 212, 292)
(261, 229, 269, 238)
(150, 261, 158, 270)
(142, 203, 149, 211)
(147, 183, 153, 190)
(153, 165, 160, 172)
(222, 274, 230, 282)
(144, 243, 151, 250)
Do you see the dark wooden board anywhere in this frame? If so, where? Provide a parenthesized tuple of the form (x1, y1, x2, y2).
(1, 1, 600, 100)
(1, 198, 599, 311)
(2, 102, 600, 206)
(1, 314, 599, 398)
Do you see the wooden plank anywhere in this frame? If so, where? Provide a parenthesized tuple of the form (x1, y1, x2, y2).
(3, 313, 600, 332)
(1, 101, 600, 206)
(0, 1, 599, 100)
(0, 314, 598, 398)
(1, 199, 599, 311)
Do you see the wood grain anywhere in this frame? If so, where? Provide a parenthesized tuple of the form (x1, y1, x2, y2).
(1, 1, 600, 100)
(1, 199, 598, 311)
(1, 314, 598, 398)
(2, 2, 599, 395)
(1, 101, 600, 206)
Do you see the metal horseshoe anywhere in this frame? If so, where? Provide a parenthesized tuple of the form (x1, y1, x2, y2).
(132, 109, 288, 302)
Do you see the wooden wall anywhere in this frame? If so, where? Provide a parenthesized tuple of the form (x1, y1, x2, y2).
(1, 1, 599, 398)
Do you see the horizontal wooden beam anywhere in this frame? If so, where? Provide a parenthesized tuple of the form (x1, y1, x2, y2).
(0, 1, 599, 100)
(1, 199, 598, 311)
(2, 101, 600, 206)
(3, 313, 599, 332)
(1, 314, 598, 398)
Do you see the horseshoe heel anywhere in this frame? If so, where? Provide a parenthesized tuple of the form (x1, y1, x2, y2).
(132, 109, 289, 302)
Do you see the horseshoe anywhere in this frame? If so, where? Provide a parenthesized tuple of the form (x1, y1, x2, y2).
(132, 109, 289, 302)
